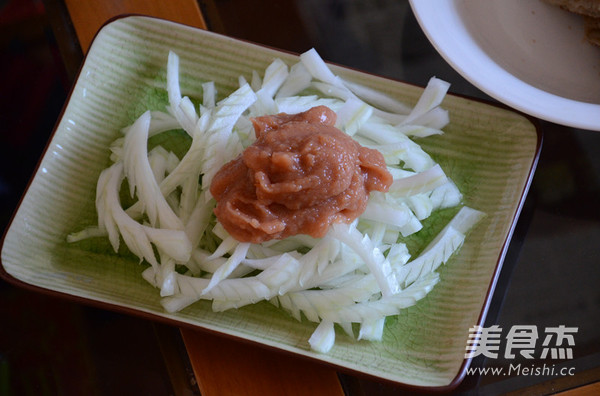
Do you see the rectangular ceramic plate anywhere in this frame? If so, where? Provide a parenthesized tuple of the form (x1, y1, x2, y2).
(0, 16, 540, 390)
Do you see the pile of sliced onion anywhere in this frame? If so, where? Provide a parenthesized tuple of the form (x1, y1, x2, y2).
(69, 49, 484, 353)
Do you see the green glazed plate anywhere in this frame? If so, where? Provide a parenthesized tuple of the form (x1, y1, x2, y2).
(0, 16, 541, 390)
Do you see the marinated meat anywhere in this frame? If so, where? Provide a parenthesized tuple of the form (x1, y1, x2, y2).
(210, 106, 392, 243)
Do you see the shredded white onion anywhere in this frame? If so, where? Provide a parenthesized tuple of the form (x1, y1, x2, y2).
(68, 48, 484, 354)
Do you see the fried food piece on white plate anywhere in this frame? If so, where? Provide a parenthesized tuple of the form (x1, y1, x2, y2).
(545, 0, 600, 45)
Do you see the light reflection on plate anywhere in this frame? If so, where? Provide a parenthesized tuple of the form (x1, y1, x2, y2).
(410, 0, 600, 131)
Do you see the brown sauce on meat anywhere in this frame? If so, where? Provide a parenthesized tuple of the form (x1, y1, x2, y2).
(210, 106, 392, 243)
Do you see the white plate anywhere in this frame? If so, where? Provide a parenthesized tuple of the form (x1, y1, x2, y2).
(410, 0, 600, 131)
